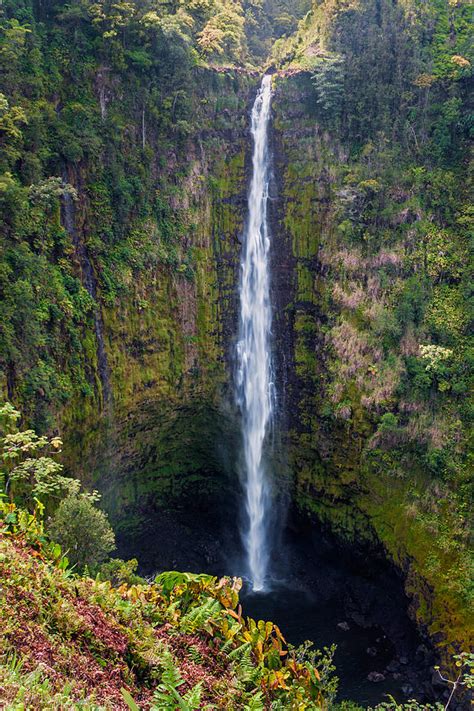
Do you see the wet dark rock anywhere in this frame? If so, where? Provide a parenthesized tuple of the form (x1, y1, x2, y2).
(386, 659, 400, 672)
(337, 621, 350, 631)
(366, 646, 378, 656)
(402, 684, 414, 696)
(399, 656, 409, 665)
(351, 612, 369, 627)
(415, 644, 430, 662)
(367, 672, 385, 682)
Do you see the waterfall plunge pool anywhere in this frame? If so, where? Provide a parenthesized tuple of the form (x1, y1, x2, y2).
(116, 510, 436, 707)
(243, 585, 402, 706)
(240, 523, 434, 707)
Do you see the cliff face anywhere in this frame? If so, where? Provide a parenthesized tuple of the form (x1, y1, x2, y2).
(57, 70, 261, 537)
(263, 0, 472, 663)
(61, 63, 471, 664)
(269, 71, 472, 663)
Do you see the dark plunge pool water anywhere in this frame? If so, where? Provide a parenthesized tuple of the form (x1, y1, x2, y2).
(117, 509, 438, 707)
(238, 522, 437, 707)
(242, 584, 416, 706)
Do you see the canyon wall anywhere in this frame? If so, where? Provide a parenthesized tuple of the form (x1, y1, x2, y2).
(53, 66, 471, 663)
(57, 70, 260, 536)
(269, 72, 472, 664)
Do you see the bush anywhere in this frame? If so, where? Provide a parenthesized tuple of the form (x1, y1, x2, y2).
(97, 557, 144, 586)
(48, 492, 115, 571)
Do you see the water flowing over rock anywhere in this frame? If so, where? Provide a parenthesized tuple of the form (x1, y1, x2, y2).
(236, 75, 274, 592)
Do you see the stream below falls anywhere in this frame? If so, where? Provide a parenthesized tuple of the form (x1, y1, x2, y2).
(117, 511, 438, 706)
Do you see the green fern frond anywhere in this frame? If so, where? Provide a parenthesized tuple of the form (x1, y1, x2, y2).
(180, 597, 221, 632)
(159, 650, 185, 690)
(188, 645, 204, 664)
(228, 641, 252, 661)
(230, 644, 260, 686)
(183, 681, 203, 708)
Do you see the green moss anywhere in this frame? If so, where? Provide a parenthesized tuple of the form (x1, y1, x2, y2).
(272, 57, 473, 667)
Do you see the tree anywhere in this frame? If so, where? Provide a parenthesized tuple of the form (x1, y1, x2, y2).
(0, 401, 115, 571)
(48, 490, 115, 571)
(310, 54, 345, 119)
(0, 93, 27, 169)
(0, 402, 74, 510)
(197, 3, 246, 61)
(0, 19, 31, 66)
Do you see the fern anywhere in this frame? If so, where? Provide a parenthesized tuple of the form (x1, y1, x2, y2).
(188, 645, 204, 665)
(179, 597, 221, 632)
(160, 650, 185, 691)
(151, 650, 202, 711)
(229, 643, 260, 687)
(182, 682, 203, 709)
(243, 690, 265, 710)
(228, 640, 252, 662)
(221, 636, 237, 655)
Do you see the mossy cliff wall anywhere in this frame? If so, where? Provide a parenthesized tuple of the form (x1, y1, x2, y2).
(1, 0, 471, 683)
(78, 63, 471, 664)
(54, 69, 260, 534)
(2, 52, 470, 667)
(270, 73, 472, 664)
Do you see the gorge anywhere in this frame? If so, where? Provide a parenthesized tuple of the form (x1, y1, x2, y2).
(0, 0, 472, 708)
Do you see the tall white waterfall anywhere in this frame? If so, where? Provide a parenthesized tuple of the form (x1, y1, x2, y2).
(236, 75, 274, 592)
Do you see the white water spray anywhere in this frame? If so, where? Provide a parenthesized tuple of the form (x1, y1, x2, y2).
(236, 75, 274, 592)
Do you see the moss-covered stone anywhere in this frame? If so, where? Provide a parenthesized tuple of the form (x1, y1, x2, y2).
(271, 71, 473, 668)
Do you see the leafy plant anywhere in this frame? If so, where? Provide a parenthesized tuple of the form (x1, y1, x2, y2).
(151, 650, 204, 710)
(0, 402, 73, 510)
(48, 490, 115, 571)
(434, 652, 474, 709)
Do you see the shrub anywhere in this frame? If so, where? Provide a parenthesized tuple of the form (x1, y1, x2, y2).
(48, 491, 115, 571)
(97, 557, 144, 586)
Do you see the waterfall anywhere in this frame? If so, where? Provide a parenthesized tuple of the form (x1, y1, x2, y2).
(236, 75, 274, 592)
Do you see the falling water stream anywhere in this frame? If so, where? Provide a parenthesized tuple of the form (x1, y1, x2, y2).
(236, 75, 274, 592)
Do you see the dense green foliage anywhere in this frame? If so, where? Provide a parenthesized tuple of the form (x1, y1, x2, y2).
(49, 490, 116, 570)
(0, 0, 314, 431)
(0, 0, 201, 428)
(1, 400, 116, 568)
(0, 430, 337, 711)
(270, 0, 473, 665)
